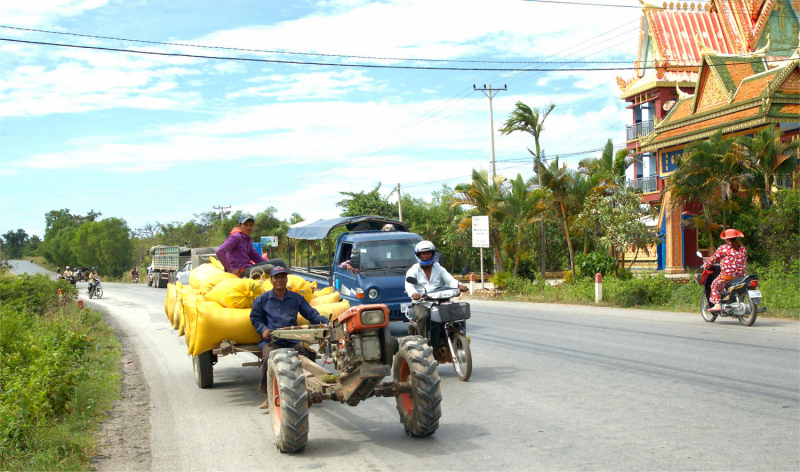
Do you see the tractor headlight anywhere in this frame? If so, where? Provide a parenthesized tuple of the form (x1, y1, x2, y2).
(360, 309, 385, 326)
(368, 288, 379, 299)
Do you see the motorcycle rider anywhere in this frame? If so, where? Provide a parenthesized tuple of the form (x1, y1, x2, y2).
(87, 267, 100, 294)
(216, 213, 287, 279)
(63, 266, 74, 278)
(703, 229, 747, 313)
(405, 241, 468, 354)
(131, 266, 139, 281)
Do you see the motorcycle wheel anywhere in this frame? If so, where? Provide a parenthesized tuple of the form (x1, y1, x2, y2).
(450, 332, 472, 381)
(700, 295, 716, 323)
(88, 289, 94, 299)
(95, 287, 103, 299)
(737, 292, 757, 326)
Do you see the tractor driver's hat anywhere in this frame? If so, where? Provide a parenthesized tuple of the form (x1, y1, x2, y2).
(270, 266, 289, 277)
(238, 213, 255, 224)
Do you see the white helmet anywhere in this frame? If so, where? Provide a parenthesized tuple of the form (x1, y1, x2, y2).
(414, 240, 437, 267)
(66, 265, 70, 269)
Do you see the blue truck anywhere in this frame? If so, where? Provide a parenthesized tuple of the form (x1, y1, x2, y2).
(287, 216, 422, 321)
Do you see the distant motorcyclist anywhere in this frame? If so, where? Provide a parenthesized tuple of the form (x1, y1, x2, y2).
(63, 266, 74, 277)
(56, 267, 61, 275)
(405, 241, 468, 349)
(216, 213, 287, 279)
(131, 267, 139, 281)
(703, 229, 747, 313)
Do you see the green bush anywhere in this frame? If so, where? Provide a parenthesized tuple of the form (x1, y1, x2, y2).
(575, 252, 616, 278)
(489, 271, 513, 289)
(505, 275, 537, 295)
(0, 275, 120, 470)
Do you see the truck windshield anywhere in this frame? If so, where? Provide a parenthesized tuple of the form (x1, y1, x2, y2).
(356, 239, 419, 271)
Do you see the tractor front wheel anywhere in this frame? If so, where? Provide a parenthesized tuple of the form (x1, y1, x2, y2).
(267, 349, 309, 453)
(392, 336, 442, 437)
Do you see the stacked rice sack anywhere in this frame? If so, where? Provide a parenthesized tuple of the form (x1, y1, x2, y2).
(162, 263, 352, 355)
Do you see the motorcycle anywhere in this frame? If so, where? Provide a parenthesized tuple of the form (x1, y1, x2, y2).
(65, 275, 77, 285)
(696, 251, 765, 326)
(132, 274, 140, 284)
(405, 270, 472, 381)
(87, 278, 103, 299)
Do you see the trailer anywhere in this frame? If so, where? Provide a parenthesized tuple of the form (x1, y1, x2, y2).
(150, 246, 216, 288)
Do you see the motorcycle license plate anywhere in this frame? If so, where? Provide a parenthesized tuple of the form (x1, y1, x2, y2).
(747, 290, 762, 298)
(400, 303, 411, 314)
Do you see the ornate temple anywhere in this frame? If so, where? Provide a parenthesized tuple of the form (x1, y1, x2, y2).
(617, 0, 800, 273)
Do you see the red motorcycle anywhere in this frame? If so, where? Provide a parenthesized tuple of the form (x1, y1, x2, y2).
(696, 251, 765, 326)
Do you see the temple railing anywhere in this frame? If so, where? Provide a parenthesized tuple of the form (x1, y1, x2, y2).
(627, 174, 658, 193)
(626, 119, 654, 141)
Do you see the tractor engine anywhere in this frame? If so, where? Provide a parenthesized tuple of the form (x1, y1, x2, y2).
(329, 305, 395, 374)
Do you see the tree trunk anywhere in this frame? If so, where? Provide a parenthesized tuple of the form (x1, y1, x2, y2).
(583, 229, 589, 255)
(765, 173, 771, 209)
(512, 226, 522, 277)
(627, 247, 640, 270)
(560, 203, 576, 279)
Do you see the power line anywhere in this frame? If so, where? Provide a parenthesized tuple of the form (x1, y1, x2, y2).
(524, 0, 640, 7)
(3, 38, 791, 71)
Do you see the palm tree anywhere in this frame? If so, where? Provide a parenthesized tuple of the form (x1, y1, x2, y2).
(578, 139, 615, 179)
(452, 170, 507, 272)
(498, 101, 555, 279)
(736, 125, 800, 208)
(538, 157, 579, 279)
(500, 174, 547, 276)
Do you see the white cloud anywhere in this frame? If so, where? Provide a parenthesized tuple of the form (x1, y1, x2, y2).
(229, 69, 383, 100)
(0, 0, 110, 27)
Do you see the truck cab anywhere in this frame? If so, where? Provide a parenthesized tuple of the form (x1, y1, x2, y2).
(288, 216, 421, 321)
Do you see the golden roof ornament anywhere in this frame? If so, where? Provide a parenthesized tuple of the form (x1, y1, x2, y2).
(694, 33, 714, 55)
(676, 84, 692, 101)
(639, 0, 664, 10)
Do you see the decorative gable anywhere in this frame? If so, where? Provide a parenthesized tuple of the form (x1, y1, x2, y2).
(776, 68, 800, 92)
(696, 72, 730, 111)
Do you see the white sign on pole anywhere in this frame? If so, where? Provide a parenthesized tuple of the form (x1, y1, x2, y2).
(472, 216, 490, 248)
(261, 236, 279, 247)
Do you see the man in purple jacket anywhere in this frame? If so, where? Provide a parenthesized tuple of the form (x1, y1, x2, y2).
(215, 213, 287, 279)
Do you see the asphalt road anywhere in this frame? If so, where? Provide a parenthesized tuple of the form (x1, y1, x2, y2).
(8, 259, 58, 279)
(10, 262, 800, 470)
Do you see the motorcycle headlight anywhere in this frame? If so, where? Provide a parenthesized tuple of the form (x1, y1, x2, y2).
(367, 288, 379, 299)
(360, 309, 385, 326)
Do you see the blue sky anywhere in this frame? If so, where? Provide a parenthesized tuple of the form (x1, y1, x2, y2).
(0, 0, 642, 237)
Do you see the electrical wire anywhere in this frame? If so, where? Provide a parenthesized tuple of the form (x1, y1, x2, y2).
(2, 38, 791, 71)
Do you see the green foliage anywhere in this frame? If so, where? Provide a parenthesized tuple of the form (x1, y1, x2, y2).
(760, 189, 800, 266)
(0, 275, 121, 470)
(336, 183, 398, 218)
(1, 229, 33, 259)
(575, 252, 616, 278)
(751, 259, 800, 318)
(489, 271, 514, 289)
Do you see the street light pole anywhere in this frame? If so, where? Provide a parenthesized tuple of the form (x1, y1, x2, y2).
(474, 84, 506, 178)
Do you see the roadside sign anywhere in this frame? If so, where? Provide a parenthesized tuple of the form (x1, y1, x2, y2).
(261, 236, 278, 247)
(472, 216, 490, 248)
(252, 242, 262, 254)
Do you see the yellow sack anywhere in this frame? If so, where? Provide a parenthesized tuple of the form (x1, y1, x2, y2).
(183, 295, 202, 355)
(297, 313, 310, 326)
(193, 300, 261, 356)
(262, 278, 273, 292)
(287, 274, 313, 302)
(314, 300, 351, 320)
(178, 305, 185, 337)
(189, 263, 223, 290)
(175, 295, 185, 339)
(165, 283, 177, 322)
(312, 286, 334, 298)
(209, 255, 225, 271)
(310, 291, 340, 307)
(200, 271, 238, 296)
(178, 287, 200, 332)
(205, 278, 264, 309)
(310, 281, 318, 291)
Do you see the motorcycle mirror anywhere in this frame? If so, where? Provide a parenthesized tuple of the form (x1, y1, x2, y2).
(696, 251, 702, 258)
(461, 265, 471, 276)
(406, 276, 418, 285)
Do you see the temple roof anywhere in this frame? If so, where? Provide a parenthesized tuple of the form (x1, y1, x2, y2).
(646, 8, 741, 65)
(640, 55, 799, 151)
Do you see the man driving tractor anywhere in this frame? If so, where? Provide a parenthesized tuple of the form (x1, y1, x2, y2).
(215, 213, 287, 279)
(250, 266, 330, 410)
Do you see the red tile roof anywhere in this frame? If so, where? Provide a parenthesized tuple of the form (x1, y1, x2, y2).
(647, 10, 740, 66)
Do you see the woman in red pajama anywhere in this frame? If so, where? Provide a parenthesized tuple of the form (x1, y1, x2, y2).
(703, 229, 747, 312)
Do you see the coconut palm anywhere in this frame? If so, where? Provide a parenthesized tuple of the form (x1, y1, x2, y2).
(538, 157, 579, 279)
(452, 170, 507, 272)
(498, 101, 555, 279)
(736, 125, 799, 208)
(500, 174, 547, 276)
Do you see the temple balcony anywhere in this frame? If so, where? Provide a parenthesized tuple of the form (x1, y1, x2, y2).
(627, 174, 658, 194)
(626, 119, 654, 142)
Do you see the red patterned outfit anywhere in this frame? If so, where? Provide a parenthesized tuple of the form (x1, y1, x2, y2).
(703, 243, 748, 304)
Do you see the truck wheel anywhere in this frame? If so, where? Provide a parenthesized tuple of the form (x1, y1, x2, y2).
(267, 349, 309, 453)
(193, 350, 214, 388)
(392, 336, 442, 437)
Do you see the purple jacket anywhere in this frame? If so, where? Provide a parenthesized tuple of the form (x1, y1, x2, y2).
(216, 230, 263, 272)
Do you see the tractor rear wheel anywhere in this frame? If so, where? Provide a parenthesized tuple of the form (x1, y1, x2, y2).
(392, 336, 442, 437)
(267, 349, 309, 453)
(193, 350, 214, 388)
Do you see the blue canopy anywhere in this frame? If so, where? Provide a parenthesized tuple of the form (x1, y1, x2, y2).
(287, 215, 408, 240)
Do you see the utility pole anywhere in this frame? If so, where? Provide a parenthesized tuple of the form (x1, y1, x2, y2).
(474, 84, 506, 275)
(396, 183, 403, 222)
(213, 205, 231, 221)
(538, 151, 546, 280)
(473, 84, 506, 178)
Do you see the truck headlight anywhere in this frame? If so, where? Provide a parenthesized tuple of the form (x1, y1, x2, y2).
(360, 309, 385, 326)
(368, 288, 379, 299)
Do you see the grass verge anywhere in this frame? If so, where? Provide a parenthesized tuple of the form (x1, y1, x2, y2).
(482, 268, 799, 320)
(0, 274, 122, 471)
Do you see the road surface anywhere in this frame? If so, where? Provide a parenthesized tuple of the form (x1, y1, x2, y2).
(10, 263, 799, 470)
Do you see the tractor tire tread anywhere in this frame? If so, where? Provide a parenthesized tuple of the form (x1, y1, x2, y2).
(392, 336, 442, 437)
(268, 349, 309, 453)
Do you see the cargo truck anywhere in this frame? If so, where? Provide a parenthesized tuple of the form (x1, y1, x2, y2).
(149, 246, 216, 288)
(287, 215, 422, 321)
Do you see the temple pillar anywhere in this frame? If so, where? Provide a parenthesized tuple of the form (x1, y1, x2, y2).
(663, 188, 685, 274)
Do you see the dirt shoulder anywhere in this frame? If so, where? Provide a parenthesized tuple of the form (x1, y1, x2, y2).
(89, 304, 152, 471)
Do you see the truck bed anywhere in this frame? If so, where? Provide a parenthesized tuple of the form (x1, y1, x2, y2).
(291, 266, 331, 289)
